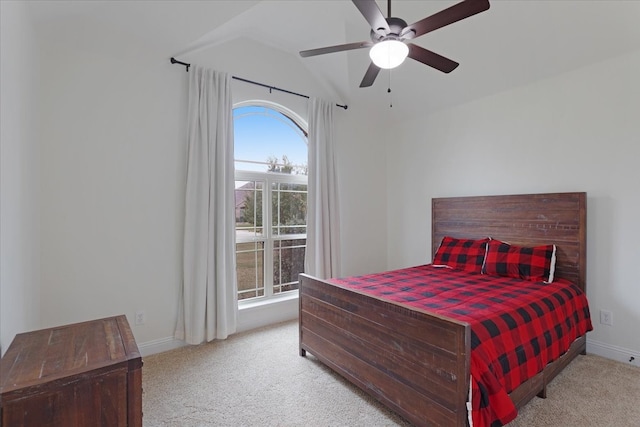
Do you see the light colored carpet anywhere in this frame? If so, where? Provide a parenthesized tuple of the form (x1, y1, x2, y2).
(142, 320, 639, 426)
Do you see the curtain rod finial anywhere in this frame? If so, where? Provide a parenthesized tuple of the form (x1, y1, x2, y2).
(170, 57, 190, 72)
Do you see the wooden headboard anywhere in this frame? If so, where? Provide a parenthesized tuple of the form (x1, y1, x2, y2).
(432, 192, 587, 292)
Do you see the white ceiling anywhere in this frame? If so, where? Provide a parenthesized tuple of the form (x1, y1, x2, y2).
(26, 0, 640, 120)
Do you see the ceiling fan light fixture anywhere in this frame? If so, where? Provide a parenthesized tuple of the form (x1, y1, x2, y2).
(369, 39, 409, 69)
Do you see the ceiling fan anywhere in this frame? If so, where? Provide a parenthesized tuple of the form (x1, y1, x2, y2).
(299, 0, 490, 88)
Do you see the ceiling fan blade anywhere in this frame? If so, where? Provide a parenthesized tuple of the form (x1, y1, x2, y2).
(407, 44, 459, 73)
(352, 0, 390, 36)
(401, 0, 490, 39)
(300, 41, 373, 58)
(359, 62, 381, 88)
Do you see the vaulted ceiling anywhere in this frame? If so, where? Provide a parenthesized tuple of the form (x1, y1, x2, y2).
(26, 0, 640, 119)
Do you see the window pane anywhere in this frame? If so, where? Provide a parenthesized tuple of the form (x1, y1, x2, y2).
(273, 239, 306, 295)
(236, 241, 265, 300)
(272, 182, 307, 236)
(235, 180, 263, 239)
(234, 106, 307, 173)
(234, 104, 308, 302)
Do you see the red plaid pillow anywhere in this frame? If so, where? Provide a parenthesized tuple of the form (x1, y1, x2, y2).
(432, 236, 489, 273)
(483, 240, 557, 283)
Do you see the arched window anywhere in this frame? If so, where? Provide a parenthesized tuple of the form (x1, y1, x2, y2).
(234, 103, 308, 301)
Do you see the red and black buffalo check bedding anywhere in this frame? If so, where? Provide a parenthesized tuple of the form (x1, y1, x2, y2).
(330, 265, 592, 427)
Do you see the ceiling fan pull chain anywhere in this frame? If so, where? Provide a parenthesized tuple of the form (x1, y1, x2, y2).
(388, 70, 393, 108)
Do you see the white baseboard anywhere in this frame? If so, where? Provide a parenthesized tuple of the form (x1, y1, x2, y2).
(587, 338, 640, 367)
(138, 335, 186, 357)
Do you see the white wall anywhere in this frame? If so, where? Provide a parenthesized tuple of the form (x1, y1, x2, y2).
(35, 35, 387, 353)
(38, 42, 187, 350)
(334, 106, 388, 277)
(386, 49, 640, 365)
(0, 1, 42, 355)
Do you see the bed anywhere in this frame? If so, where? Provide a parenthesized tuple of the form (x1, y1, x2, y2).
(298, 192, 591, 426)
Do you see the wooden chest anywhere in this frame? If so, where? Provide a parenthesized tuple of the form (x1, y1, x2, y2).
(0, 315, 142, 426)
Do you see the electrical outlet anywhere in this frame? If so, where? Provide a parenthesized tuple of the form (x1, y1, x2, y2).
(599, 309, 613, 326)
(135, 310, 146, 325)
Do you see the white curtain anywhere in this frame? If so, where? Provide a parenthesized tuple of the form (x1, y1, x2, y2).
(305, 97, 341, 279)
(175, 66, 237, 344)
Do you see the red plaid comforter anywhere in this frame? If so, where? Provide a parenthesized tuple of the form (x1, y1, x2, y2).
(330, 265, 592, 427)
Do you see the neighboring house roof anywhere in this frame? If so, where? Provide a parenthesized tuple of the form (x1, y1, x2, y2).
(235, 181, 257, 211)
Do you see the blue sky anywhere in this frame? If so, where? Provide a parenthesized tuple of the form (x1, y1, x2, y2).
(234, 106, 307, 172)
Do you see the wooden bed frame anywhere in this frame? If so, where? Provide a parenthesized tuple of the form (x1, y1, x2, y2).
(299, 192, 587, 426)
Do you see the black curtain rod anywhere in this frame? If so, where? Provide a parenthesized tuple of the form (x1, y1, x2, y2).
(170, 57, 347, 110)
